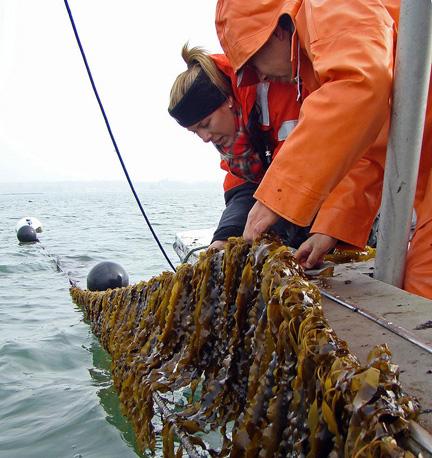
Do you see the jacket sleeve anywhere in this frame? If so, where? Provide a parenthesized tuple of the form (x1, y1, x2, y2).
(254, 1, 395, 226)
(212, 182, 258, 242)
(311, 120, 389, 247)
(311, 151, 384, 248)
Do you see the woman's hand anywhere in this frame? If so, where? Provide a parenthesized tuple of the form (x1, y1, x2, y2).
(294, 233, 338, 269)
(243, 201, 279, 241)
(208, 240, 227, 250)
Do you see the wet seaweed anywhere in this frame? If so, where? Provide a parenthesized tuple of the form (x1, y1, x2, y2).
(325, 246, 376, 264)
(70, 236, 419, 457)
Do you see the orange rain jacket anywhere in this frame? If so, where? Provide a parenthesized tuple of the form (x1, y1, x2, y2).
(216, 0, 432, 299)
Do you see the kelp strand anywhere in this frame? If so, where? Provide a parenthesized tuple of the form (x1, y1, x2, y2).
(325, 246, 376, 264)
(70, 236, 420, 457)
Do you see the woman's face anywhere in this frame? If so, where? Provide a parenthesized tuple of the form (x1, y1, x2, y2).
(187, 98, 236, 148)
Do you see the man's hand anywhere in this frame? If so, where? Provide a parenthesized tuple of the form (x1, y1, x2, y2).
(243, 201, 279, 242)
(208, 240, 226, 250)
(295, 233, 338, 269)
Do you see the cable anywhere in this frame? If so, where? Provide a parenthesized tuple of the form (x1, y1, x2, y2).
(63, 0, 176, 272)
(320, 289, 432, 356)
(35, 240, 79, 287)
(153, 393, 206, 457)
(183, 245, 209, 263)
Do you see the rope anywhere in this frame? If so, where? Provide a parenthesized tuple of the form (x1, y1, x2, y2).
(152, 393, 206, 458)
(183, 245, 209, 263)
(63, 0, 176, 272)
(36, 241, 78, 287)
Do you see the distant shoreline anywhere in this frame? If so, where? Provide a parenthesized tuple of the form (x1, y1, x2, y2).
(0, 180, 224, 197)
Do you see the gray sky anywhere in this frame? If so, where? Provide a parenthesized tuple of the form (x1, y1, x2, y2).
(0, 0, 225, 183)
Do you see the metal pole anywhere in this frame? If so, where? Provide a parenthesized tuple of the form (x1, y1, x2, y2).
(375, 0, 432, 287)
(408, 421, 432, 455)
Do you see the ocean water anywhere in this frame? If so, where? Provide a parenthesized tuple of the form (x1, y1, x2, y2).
(0, 181, 224, 458)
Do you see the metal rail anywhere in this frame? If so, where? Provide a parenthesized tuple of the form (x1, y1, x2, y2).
(408, 420, 432, 456)
(375, 0, 432, 286)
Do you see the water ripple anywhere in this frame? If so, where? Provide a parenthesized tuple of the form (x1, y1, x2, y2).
(0, 182, 223, 457)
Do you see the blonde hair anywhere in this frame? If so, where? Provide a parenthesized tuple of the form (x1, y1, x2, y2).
(168, 44, 232, 111)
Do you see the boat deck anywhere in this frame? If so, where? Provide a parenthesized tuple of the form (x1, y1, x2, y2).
(322, 261, 432, 434)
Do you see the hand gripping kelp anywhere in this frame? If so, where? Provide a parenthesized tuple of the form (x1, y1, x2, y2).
(70, 236, 420, 457)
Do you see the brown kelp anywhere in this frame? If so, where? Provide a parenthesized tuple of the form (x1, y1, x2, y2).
(70, 236, 419, 457)
(325, 246, 376, 264)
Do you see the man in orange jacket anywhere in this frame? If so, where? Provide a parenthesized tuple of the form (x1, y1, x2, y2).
(215, 0, 432, 299)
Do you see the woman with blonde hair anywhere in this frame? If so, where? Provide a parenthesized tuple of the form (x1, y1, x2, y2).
(168, 44, 309, 249)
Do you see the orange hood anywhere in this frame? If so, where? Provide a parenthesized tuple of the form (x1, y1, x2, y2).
(216, 0, 301, 72)
(216, 0, 399, 73)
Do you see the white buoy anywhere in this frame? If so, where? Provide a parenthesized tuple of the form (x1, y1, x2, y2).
(15, 217, 43, 234)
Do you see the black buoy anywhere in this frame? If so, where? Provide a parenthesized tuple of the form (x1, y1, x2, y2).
(87, 261, 129, 291)
(17, 225, 38, 243)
